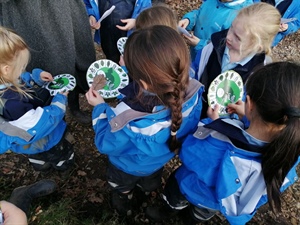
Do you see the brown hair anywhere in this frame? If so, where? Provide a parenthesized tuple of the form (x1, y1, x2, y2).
(124, 25, 190, 152)
(135, 4, 178, 31)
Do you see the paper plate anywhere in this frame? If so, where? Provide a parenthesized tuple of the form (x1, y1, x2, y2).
(86, 59, 129, 98)
(117, 37, 127, 55)
(45, 74, 76, 96)
(207, 70, 243, 115)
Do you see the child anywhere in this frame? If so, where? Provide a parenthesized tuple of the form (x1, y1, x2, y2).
(84, 0, 151, 63)
(254, 0, 300, 46)
(0, 1, 97, 125)
(178, 0, 253, 60)
(193, 2, 281, 118)
(85, 25, 204, 215)
(118, 4, 178, 68)
(0, 26, 74, 172)
(146, 61, 300, 225)
(135, 4, 178, 30)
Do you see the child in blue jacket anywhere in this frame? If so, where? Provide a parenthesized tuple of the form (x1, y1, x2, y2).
(192, 3, 281, 118)
(146, 61, 300, 225)
(0, 26, 74, 172)
(254, 0, 300, 46)
(84, 0, 151, 63)
(178, 0, 253, 60)
(86, 25, 204, 216)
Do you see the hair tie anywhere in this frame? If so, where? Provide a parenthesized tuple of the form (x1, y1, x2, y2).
(284, 107, 300, 118)
(171, 131, 177, 136)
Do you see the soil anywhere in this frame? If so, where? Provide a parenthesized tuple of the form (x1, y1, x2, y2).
(1, 1, 300, 225)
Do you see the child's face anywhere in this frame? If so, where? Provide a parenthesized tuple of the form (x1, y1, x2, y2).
(226, 19, 252, 56)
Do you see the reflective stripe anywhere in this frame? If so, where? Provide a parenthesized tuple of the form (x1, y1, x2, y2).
(93, 113, 107, 126)
(56, 152, 74, 167)
(28, 158, 46, 165)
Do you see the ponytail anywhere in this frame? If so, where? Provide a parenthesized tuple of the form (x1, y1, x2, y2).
(262, 116, 300, 212)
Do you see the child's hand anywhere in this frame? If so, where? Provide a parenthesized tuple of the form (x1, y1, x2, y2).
(85, 87, 105, 106)
(184, 34, 200, 47)
(178, 19, 189, 28)
(59, 91, 69, 97)
(89, 16, 101, 30)
(227, 100, 245, 119)
(116, 18, 136, 31)
(207, 104, 220, 120)
(119, 55, 125, 66)
(1, 200, 27, 225)
(279, 23, 288, 32)
(40, 71, 53, 82)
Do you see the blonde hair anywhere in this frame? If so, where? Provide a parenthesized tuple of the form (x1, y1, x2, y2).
(0, 26, 30, 97)
(236, 2, 281, 55)
(135, 4, 178, 30)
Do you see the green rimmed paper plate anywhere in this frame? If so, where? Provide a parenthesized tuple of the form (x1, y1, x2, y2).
(45, 74, 76, 96)
(117, 37, 127, 55)
(86, 59, 129, 99)
(207, 70, 244, 115)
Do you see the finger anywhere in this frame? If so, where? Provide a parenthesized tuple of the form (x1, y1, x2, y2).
(207, 106, 213, 115)
(85, 91, 90, 101)
(90, 89, 97, 97)
(214, 104, 220, 111)
(116, 25, 126, 30)
(86, 88, 92, 97)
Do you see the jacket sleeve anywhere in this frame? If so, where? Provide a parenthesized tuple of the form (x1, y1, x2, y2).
(132, 0, 152, 19)
(92, 103, 116, 152)
(126, 0, 151, 36)
(191, 42, 213, 81)
(193, 39, 209, 57)
(21, 68, 45, 87)
(182, 9, 199, 31)
(9, 94, 67, 140)
(0, 94, 67, 154)
(273, 20, 300, 46)
(83, 0, 96, 16)
(273, 2, 300, 46)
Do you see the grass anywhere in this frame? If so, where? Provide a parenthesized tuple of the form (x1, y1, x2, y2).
(29, 198, 125, 225)
(27, 194, 188, 225)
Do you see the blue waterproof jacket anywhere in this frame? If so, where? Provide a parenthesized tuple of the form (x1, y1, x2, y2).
(176, 118, 300, 225)
(92, 79, 204, 176)
(182, 0, 253, 60)
(83, 0, 151, 44)
(253, 0, 300, 46)
(0, 69, 67, 154)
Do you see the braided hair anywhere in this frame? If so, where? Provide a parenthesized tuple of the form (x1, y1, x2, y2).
(124, 25, 190, 152)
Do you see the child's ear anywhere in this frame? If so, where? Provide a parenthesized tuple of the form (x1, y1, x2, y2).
(140, 79, 148, 90)
(0, 64, 10, 76)
(246, 95, 254, 111)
